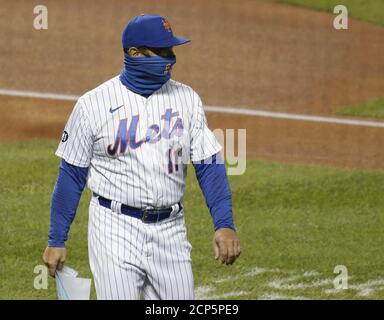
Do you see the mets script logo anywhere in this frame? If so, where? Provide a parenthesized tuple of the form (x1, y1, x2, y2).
(107, 108, 183, 156)
(162, 19, 172, 32)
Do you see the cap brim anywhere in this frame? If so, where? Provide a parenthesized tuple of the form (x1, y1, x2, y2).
(149, 37, 191, 48)
(171, 37, 191, 46)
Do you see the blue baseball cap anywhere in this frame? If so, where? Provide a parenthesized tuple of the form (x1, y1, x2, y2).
(122, 14, 191, 48)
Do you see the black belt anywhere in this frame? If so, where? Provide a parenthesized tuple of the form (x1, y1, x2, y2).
(96, 194, 182, 223)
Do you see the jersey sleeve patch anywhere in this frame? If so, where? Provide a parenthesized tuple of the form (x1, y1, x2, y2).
(55, 99, 93, 168)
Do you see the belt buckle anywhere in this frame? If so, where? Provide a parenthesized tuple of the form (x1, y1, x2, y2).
(142, 210, 150, 223)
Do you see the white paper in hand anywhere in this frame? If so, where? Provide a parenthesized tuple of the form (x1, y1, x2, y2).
(55, 266, 92, 300)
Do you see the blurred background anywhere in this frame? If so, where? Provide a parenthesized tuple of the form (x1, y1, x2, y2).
(0, 0, 383, 166)
(1, 0, 384, 300)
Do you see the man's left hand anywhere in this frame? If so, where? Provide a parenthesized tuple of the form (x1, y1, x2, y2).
(213, 228, 241, 265)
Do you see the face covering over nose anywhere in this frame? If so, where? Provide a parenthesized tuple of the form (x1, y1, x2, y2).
(119, 53, 176, 97)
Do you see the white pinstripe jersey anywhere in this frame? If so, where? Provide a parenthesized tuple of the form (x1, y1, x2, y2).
(56, 76, 222, 209)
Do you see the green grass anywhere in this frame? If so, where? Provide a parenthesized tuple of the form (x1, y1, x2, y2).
(266, 0, 384, 25)
(1, 140, 384, 299)
(336, 97, 384, 118)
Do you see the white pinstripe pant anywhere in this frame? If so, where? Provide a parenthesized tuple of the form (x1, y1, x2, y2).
(88, 195, 194, 300)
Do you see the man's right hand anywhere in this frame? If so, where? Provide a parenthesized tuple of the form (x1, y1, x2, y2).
(43, 247, 67, 277)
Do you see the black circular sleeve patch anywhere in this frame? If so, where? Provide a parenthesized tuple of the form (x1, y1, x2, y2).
(61, 131, 69, 142)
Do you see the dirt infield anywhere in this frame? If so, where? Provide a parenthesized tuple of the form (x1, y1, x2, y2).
(1, 0, 384, 169)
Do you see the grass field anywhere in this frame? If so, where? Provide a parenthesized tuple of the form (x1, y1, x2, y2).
(267, 0, 384, 25)
(336, 97, 384, 118)
(1, 140, 384, 300)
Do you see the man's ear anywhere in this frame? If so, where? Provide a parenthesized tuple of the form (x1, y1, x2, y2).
(127, 47, 140, 57)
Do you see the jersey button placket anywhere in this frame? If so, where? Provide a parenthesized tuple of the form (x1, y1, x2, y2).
(143, 101, 155, 205)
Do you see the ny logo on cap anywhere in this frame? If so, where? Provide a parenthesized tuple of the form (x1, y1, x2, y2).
(162, 19, 172, 32)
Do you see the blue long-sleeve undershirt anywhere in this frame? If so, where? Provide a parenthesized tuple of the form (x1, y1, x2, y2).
(48, 153, 234, 247)
(48, 159, 88, 247)
(192, 153, 235, 231)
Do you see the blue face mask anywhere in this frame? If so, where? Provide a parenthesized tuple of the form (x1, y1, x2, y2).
(120, 53, 176, 97)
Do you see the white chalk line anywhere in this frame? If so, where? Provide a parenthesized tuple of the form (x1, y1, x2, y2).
(259, 292, 311, 300)
(215, 267, 293, 284)
(267, 271, 329, 290)
(0, 88, 79, 101)
(1, 88, 384, 128)
(206, 291, 251, 300)
(323, 278, 384, 296)
(194, 286, 214, 300)
(195, 266, 384, 299)
(195, 286, 250, 300)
